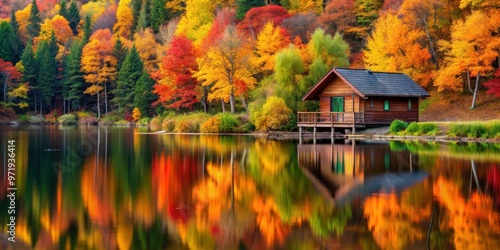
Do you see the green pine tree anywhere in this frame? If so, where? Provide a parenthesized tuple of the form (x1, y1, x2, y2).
(66, 1, 81, 36)
(0, 21, 17, 63)
(136, 0, 150, 31)
(236, 0, 264, 20)
(63, 40, 85, 111)
(27, 0, 41, 39)
(82, 15, 92, 44)
(9, 10, 23, 63)
(21, 41, 38, 113)
(113, 38, 128, 72)
(150, 0, 168, 32)
(113, 46, 144, 114)
(35, 33, 59, 112)
(134, 71, 157, 116)
(132, 0, 142, 32)
(59, 0, 68, 17)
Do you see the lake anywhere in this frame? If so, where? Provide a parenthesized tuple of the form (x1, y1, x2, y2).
(1, 125, 500, 249)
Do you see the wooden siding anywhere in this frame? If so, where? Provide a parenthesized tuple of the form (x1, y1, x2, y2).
(363, 97, 419, 124)
(320, 78, 355, 96)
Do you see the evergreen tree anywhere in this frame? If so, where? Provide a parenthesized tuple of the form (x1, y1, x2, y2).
(113, 38, 128, 72)
(113, 46, 144, 114)
(10, 10, 23, 63)
(236, 0, 265, 20)
(66, 1, 81, 35)
(63, 40, 85, 111)
(21, 41, 38, 113)
(132, 0, 142, 31)
(137, 0, 151, 31)
(59, 0, 68, 17)
(0, 21, 17, 63)
(82, 15, 92, 44)
(150, 0, 168, 32)
(35, 34, 58, 109)
(27, 0, 41, 39)
(134, 71, 156, 116)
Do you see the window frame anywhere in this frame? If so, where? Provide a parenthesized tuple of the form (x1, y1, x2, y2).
(384, 100, 390, 111)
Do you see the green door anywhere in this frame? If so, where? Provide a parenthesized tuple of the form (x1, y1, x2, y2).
(331, 97, 344, 112)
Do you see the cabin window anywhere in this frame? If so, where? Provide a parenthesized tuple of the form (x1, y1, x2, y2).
(331, 97, 344, 112)
(370, 99, 374, 108)
(408, 99, 412, 110)
(384, 100, 390, 111)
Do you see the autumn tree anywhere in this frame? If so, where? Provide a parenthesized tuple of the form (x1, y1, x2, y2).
(93, 5, 117, 32)
(275, 45, 304, 112)
(81, 29, 117, 119)
(0, 59, 22, 103)
(176, 0, 217, 43)
(38, 15, 73, 46)
(113, 45, 143, 115)
(354, 0, 383, 31)
(281, 0, 323, 14)
(319, 0, 359, 51)
(364, 14, 433, 87)
(195, 26, 256, 113)
(484, 68, 500, 97)
(15, 4, 32, 43)
(133, 28, 160, 72)
(153, 35, 198, 110)
(236, 5, 290, 39)
(282, 12, 321, 44)
(114, 0, 134, 39)
(435, 10, 500, 109)
(252, 21, 289, 76)
(27, 0, 41, 39)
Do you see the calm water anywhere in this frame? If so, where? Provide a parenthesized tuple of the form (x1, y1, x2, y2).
(1, 126, 500, 249)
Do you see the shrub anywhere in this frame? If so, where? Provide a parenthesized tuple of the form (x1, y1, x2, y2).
(405, 122, 419, 134)
(218, 113, 240, 133)
(254, 96, 292, 131)
(150, 116, 163, 130)
(488, 122, 500, 139)
(200, 116, 220, 133)
(162, 119, 176, 132)
(467, 123, 488, 138)
(137, 117, 150, 126)
(132, 108, 141, 121)
(389, 119, 408, 134)
(0, 105, 16, 122)
(448, 124, 469, 137)
(418, 123, 439, 136)
(28, 115, 46, 124)
(58, 114, 77, 125)
(115, 119, 131, 126)
(80, 116, 98, 125)
(175, 120, 196, 132)
(45, 110, 59, 123)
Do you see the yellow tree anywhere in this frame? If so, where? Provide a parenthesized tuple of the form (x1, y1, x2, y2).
(287, 0, 323, 14)
(195, 26, 256, 113)
(434, 10, 500, 108)
(81, 29, 117, 119)
(133, 28, 161, 72)
(251, 21, 289, 76)
(15, 4, 31, 42)
(364, 14, 433, 87)
(113, 0, 134, 39)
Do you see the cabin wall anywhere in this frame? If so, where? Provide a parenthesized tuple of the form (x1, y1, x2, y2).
(318, 78, 361, 113)
(363, 97, 420, 124)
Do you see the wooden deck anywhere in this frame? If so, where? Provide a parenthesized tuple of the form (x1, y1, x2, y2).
(297, 112, 365, 128)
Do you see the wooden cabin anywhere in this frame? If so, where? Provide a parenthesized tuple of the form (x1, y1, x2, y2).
(298, 68, 430, 134)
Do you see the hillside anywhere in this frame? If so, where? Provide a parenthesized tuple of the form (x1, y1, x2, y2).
(420, 89, 500, 122)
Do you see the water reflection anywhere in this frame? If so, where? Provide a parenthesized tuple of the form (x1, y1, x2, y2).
(1, 126, 500, 249)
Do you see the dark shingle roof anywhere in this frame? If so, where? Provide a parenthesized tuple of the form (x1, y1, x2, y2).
(303, 68, 430, 100)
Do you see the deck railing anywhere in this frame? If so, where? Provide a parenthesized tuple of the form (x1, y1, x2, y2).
(297, 112, 365, 125)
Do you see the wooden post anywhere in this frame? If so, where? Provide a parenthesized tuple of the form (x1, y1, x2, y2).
(299, 126, 302, 138)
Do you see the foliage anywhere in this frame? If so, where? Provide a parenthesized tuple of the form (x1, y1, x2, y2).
(150, 116, 163, 130)
(236, 0, 264, 20)
(137, 117, 150, 126)
(252, 22, 289, 76)
(134, 72, 157, 117)
(218, 113, 240, 133)
(200, 115, 220, 133)
(114, 0, 134, 39)
(114, 46, 143, 115)
(275, 46, 305, 112)
(389, 119, 408, 134)
(236, 5, 290, 37)
(132, 107, 141, 121)
(253, 96, 292, 131)
(28, 114, 46, 124)
(57, 113, 77, 125)
(484, 68, 500, 97)
(27, 0, 41, 39)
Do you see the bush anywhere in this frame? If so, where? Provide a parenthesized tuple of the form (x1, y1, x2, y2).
(218, 113, 240, 133)
(45, 110, 59, 123)
(115, 119, 131, 126)
(253, 96, 292, 131)
(80, 116, 98, 125)
(418, 123, 439, 136)
(28, 115, 46, 124)
(389, 119, 408, 134)
(200, 116, 220, 133)
(405, 122, 419, 134)
(132, 108, 141, 121)
(175, 120, 196, 132)
(448, 124, 469, 137)
(488, 122, 500, 139)
(150, 116, 163, 130)
(467, 123, 488, 138)
(58, 114, 77, 125)
(162, 119, 176, 132)
(137, 117, 150, 126)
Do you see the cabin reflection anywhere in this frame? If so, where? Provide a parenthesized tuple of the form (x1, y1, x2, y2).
(298, 141, 419, 204)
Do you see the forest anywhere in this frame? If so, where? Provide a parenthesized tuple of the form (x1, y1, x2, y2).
(0, 0, 499, 131)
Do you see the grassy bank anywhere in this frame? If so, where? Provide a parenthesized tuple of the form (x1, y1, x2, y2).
(389, 119, 500, 139)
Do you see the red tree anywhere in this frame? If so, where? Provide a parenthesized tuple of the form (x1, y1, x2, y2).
(200, 8, 235, 54)
(153, 35, 198, 109)
(236, 5, 290, 39)
(0, 59, 23, 102)
(484, 68, 500, 97)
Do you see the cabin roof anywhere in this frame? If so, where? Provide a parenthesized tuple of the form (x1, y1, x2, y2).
(302, 68, 431, 101)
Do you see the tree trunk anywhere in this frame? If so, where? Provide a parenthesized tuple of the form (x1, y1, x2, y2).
(229, 91, 235, 114)
(470, 73, 480, 110)
(97, 90, 101, 119)
(63, 98, 66, 114)
(34, 92, 37, 114)
(3, 76, 7, 102)
(423, 18, 439, 70)
(104, 83, 108, 115)
(467, 69, 473, 93)
(221, 100, 225, 113)
(240, 96, 248, 111)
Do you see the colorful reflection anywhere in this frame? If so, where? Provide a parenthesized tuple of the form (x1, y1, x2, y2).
(1, 126, 500, 249)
